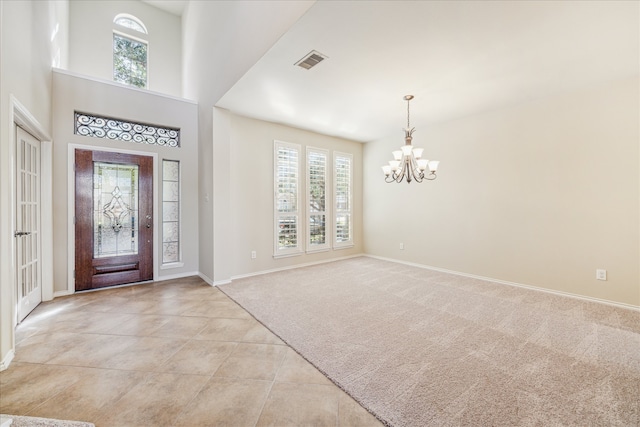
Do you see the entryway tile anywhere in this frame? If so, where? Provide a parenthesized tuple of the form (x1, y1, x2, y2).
(95, 372, 208, 426)
(174, 377, 271, 427)
(194, 317, 257, 341)
(160, 340, 237, 376)
(214, 343, 287, 381)
(275, 348, 332, 385)
(149, 316, 209, 339)
(24, 368, 147, 423)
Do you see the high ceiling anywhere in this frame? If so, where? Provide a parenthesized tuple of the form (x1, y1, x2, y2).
(215, 1, 638, 143)
(143, 1, 639, 143)
(142, 0, 186, 16)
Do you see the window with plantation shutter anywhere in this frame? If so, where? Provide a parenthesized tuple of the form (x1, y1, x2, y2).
(274, 141, 303, 257)
(334, 152, 353, 248)
(307, 147, 330, 252)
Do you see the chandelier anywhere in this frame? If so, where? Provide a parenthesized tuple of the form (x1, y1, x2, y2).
(382, 95, 439, 183)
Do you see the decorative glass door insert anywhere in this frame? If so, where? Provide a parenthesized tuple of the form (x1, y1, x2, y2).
(94, 162, 139, 258)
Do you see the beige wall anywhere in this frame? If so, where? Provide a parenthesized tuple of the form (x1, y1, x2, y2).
(51, 70, 199, 293)
(228, 113, 364, 278)
(0, 0, 68, 366)
(68, 0, 181, 97)
(364, 77, 640, 307)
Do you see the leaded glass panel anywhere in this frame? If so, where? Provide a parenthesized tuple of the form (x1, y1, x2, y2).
(162, 160, 180, 264)
(94, 162, 139, 258)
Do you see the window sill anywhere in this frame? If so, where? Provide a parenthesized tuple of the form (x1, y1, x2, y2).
(333, 244, 354, 250)
(273, 252, 303, 259)
(160, 262, 184, 270)
(306, 248, 330, 254)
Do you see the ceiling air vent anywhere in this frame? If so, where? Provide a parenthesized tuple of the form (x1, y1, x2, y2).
(295, 50, 327, 70)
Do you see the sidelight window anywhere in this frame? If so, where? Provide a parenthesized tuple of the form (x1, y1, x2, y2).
(162, 160, 180, 264)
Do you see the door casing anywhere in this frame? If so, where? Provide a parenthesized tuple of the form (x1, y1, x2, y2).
(9, 95, 53, 333)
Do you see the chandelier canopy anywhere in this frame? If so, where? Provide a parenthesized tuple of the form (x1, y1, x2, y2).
(382, 95, 439, 183)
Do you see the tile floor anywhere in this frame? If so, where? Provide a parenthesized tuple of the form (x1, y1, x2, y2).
(0, 276, 383, 427)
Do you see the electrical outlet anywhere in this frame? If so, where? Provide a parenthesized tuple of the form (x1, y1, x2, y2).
(251, 251, 256, 259)
(400, 243, 404, 250)
(596, 269, 607, 281)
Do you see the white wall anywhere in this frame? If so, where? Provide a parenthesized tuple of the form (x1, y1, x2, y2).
(68, 0, 181, 97)
(229, 113, 363, 277)
(364, 77, 640, 307)
(0, 0, 68, 367)
(51, 70, 199, 294)
(181, 1, 314, 283)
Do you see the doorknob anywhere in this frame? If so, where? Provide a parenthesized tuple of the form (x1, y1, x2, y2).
(14, 231, 31, 237)
(146, 215, 152, 229)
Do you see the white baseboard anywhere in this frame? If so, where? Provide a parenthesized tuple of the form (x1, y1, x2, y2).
(53, 290, 74, 298)
(212, 279, 232, 287)
(366, 255, 640, 312)
(155, 270, 200, 282)
(198, 271, 214, 286)
(230, 254, 366, 282)
(0, 349, 15, 371)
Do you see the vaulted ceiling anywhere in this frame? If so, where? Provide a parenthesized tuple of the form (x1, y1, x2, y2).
(157, 0, 640, 143)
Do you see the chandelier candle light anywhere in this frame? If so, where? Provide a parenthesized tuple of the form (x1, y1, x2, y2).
(382, 95, 439, 183)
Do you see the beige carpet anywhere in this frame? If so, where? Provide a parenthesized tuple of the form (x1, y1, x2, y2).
(220, 257, 640, 427)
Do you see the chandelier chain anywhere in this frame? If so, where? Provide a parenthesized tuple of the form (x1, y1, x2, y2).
(407, 98, 410, 129)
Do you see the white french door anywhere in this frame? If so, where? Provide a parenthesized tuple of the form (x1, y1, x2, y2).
(15, 126, 42, 322)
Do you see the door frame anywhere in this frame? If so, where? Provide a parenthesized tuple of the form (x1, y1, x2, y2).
(66, 144, 158, 294)
(10, 96, 53, 325)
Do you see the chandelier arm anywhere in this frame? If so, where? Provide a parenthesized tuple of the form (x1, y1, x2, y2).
(411, 155, 423, 183)
(397, 157, 409, 183)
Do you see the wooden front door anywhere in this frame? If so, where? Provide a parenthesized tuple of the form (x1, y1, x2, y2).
(75, 149, 153, 291)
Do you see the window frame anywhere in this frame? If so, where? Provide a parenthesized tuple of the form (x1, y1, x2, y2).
(112, 29, 149, 89)
(306, 147, 330, 253)
(114, 13, 148, 34)
(334, 151, 354, 249)
(274, 140, 303, 258)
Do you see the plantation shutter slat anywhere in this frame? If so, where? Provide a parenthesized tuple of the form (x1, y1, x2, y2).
(334, 153, 353, 247)
(275, 141, 303, 257)
(307, 148, 329, 252)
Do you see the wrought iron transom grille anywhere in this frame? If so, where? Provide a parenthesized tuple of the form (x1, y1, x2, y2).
(74, 111, 180, 147)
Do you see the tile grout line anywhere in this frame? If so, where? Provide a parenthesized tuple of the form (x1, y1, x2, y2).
(252, 348, 289, 427)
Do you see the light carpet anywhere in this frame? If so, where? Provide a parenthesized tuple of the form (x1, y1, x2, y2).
(220, 257, 640, 427)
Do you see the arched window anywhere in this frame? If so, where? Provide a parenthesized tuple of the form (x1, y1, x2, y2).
(113, 14, 148, 89)
(114, 14, 147, 34)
